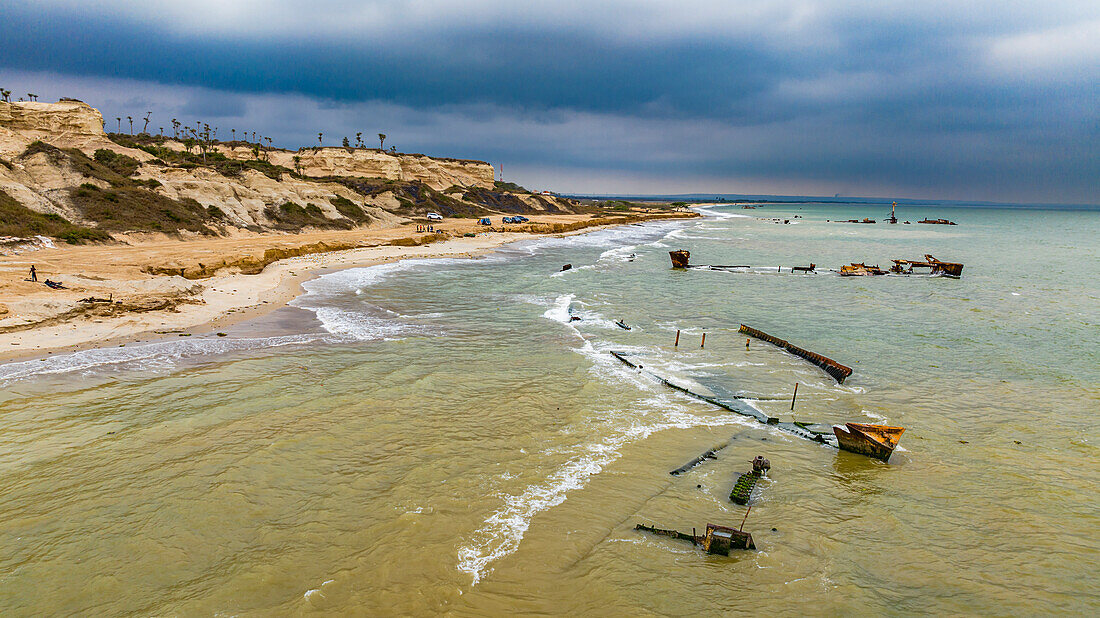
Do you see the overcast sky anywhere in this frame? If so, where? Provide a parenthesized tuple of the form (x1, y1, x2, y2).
(1, 1, 1096, 203)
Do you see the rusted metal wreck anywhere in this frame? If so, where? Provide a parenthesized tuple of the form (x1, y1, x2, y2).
(669, 249, 691, 268)
(838, 262, 888, 276)
(890, 254, 963, 278)
(833, 423, 905, 461)
(739, 324, 853, 384)
(609, 350, 905, 461)
(636, 522, 755, 554)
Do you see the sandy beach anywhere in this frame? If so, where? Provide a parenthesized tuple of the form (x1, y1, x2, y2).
(0, 211, 695, 361)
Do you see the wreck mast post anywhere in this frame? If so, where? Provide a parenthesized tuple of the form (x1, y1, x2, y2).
(701, 333, 706, 348)
(740, 507, 751, 532)
(675, 330, 680, 347)
(791, 382, 799, 411)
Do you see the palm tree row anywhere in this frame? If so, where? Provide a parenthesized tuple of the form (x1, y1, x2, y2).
(0, 88, 38, 102)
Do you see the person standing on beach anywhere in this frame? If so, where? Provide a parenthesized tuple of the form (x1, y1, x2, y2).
(29, 265, 37, 282)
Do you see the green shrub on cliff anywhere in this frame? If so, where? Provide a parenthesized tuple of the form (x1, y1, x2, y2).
(68, 183, 213, 234)
(263, 200, 354, 230)
(93, 149, 141, 176)
(330, 195, 372, 223)
(0, 188, 111, 243)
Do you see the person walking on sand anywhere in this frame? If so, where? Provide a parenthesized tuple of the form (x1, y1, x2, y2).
(29, 265, 37, 282)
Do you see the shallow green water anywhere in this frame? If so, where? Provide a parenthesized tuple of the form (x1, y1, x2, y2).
(0, 203, 1097, 615)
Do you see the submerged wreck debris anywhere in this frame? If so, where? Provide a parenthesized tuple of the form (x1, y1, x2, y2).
(738, 324, 853, 384)
(886, 201, 899, 224)
(791, 264, 816, 273)
(670, 446, 724, 476)
(615, 319, 632, 331)
(561, 263, 572, 271)
(729, 472, 760, 505)
(669, 249, 691, 268)
(730, 456, 771, 504)
(635, 522, 755, 554)
(833, 423, 905, 461)
(890, 254, 964, 278)
(918, 218, 957, 225)
(838, 262, 888, 276)
(611, 350, 815, 439)
(607, 350, 905, 460)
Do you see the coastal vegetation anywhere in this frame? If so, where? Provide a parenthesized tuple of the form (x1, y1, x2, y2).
(262, 201, 356, 231)
(106, 133, 291, 181)
(0, 188, 110, 244)
(19, 142, 215, 235)
(0, 101, 602, 242)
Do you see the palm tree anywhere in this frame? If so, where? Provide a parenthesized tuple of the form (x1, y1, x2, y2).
(142, 112, 151, 134)
(292, 155, 302, 174)
(159, 127, 164, 137)
(378, 133, 386, 150)
(231, 129, 236, 142)
(171, 118, 180, 139)
(355, 132, 362, 148)
(116, 117, 122, 133)
(318, 132, 323, 147)
(127, 116, 133, 134)
(0, 89, 10, 102)
(27, 93, 37, 101)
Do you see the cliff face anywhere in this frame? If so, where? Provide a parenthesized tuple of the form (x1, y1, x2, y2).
(0, 100, 121, 157)
(258, 148, 493, 191)
(0, 100, 575, 240)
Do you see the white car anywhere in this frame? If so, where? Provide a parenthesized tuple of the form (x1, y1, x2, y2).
(426, 212, 443, 221)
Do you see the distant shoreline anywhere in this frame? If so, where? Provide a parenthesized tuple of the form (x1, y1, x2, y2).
(0, 210, 697, 363)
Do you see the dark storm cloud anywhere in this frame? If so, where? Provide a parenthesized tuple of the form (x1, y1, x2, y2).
(0, 1, 1096, 203)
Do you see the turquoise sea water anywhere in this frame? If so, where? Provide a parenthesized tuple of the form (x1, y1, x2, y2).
(0, 203, 1097, 615)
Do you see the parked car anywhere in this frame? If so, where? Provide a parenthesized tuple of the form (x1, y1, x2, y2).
(478, 217, 491, 225)
(426, 212, 443, 221)
(512, 215, 529, 222)
(502, 216, 514, 223)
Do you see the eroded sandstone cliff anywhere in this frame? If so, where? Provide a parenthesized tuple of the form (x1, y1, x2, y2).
(0, 100, 576, 241)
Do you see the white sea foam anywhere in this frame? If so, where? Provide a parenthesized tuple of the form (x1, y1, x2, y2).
(508, 220, 683, 254)
(862, 410, 889, 423)
(693, 205, 751, 220)
(292, 259, 452, 341)
(455, 404, 742, 584)
(0, 334, 326, 387)
(542, 294, 575, 324)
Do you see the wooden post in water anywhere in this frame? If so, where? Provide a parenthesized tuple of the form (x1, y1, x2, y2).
(791, 382, 799, 410)
(675, 330, 680, 347)
(740, 506, 751, 531)
(701, 333, 706, 348)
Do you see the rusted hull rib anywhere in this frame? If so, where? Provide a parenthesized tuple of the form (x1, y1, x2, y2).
(729, 471, 760, 505)
(671, 447, 721, 476)
(739, 324, 853, 384)
(833, 422, 905, 461)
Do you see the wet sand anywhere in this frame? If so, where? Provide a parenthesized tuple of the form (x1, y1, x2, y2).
(0, 211, 696, 361)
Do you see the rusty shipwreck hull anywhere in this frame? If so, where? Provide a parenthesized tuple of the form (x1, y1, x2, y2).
(739, 324, 853, 384)
(669, 249, 691, 268)
(833, 422, 905, 461)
